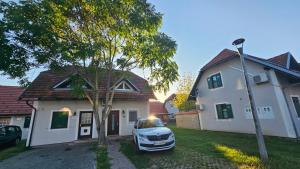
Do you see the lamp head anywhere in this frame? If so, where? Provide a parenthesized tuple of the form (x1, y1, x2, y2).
(232, 38, 245, 55)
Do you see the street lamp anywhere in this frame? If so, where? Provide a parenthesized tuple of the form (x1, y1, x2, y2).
(232, 38, 268, 162)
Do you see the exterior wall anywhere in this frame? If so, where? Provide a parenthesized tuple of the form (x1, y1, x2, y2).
(196, 58, 295, 138)
(29, 100, 149, 146)
(277, 73, 300, 137)
(0, 116, 30, 139)
(175, 112, 200, 129)
(10, 116, 30, 139)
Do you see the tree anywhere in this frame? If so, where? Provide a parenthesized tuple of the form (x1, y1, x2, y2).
(0, 0, 178, 145)
(173, 73, 195, 111)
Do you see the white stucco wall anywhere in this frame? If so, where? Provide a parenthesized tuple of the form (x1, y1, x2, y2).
(196, 58, 295, 138)
(29, 100, 149, 146)
(10, 116, 30, 139)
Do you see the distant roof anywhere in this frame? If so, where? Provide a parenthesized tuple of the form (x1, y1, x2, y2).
(19, 67, 155, 101)
(149, 100, 167, 115)
(0, 86, 32, 116)
(189, 49, 300, 100)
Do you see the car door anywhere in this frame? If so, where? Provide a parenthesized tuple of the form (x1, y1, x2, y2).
(6, 126, 16, 142)
(0, 127, 8, 144)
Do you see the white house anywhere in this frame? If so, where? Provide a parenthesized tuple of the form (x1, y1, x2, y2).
(19, 67, 155, 146)
(189, 49, 300, 138)
(0, 86, 32, 139)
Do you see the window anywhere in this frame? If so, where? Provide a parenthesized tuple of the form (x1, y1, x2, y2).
(115, 80, 136, 92)
(129, 110, 137, 123)
(207, 73, 223, 89)
(292, 96, 300, 117)
(216, 103, 233, 119)
(0, 117, 11, 125)
(23, 116, 31, 128)
(51, 111, 69, 129)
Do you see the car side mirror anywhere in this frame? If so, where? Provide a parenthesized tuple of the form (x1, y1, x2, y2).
(134, 124, 137, 129)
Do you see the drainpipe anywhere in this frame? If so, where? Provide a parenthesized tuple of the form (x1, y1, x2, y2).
(26, 100, 37, 147)
(282, 87, 300, 140)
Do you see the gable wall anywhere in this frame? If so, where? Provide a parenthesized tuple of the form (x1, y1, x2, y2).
(196, 57, 295, 137)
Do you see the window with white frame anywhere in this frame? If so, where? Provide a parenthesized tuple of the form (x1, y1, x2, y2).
(128, 110, 137, 123)
(207, 73, 223, 89)
(115, 81, 135, 92)
(216, 103, 233, 119)
(50, 111, 69, 129)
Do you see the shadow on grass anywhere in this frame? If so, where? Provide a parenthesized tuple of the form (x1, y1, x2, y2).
(0, 141, 28, 161)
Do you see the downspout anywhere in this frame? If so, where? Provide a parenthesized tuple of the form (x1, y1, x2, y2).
(282, 87, 299, 140)
(26, 100, 37, 147)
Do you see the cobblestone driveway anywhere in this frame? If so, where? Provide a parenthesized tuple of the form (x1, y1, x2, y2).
(0, 142, 96, 169)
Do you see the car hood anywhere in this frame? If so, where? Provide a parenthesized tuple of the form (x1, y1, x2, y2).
(138, 127, 172, 135)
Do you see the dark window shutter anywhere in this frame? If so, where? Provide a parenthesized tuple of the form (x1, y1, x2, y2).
(23, 116, 31, 128)
(226, 104, 233, 118)
(216, 73, 223, 87)
(207, 77, 213, 89)
(292, 97, 300, 117)
(216, 104, 224, 119)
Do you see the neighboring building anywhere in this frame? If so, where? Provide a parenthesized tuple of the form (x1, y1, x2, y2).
(189, 49, 300, 138)
(19, 67, 155, 146)
(164, 94, 179, 119)
(149, 100, 169, 122)
(0, 86, 32, 139)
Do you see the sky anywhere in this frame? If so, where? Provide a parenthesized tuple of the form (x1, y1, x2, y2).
(1, 0, 300, 101)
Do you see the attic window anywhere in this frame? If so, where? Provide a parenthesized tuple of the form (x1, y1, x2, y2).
(53, 77, 92, 89)
(115, 80, 136, 92)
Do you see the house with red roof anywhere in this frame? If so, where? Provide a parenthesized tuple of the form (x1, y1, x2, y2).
(189, 49, 300, 138)
(19, 67, 155, 146)
(149, 100, 169, 121)
(0, 86, 32, 139)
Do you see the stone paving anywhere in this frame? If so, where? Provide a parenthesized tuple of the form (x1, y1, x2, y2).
(147, 149, 237, 169)
(107, 137, 136, 169)
(0, 142, 96, 169)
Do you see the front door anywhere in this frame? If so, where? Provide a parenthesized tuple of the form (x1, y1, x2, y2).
(78, 111, 93, 139)
(107, 110, 119, 135)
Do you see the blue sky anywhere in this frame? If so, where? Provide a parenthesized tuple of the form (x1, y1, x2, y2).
(1, 0, 300, 100)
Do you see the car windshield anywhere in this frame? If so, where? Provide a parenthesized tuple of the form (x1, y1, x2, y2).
(138, 118, 164, 129)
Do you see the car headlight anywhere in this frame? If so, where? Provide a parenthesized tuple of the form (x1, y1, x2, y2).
(170, 132, 175, 138)
(138, 134, 148, 141)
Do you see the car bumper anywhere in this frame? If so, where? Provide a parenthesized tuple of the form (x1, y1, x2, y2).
(138, 140, 175, 151)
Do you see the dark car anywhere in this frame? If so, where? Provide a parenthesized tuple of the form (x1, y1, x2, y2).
(0, 125, 22, 146)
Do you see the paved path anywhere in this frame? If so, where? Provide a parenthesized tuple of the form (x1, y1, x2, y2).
(107, 138, 136, 169)
(0, 142, 96, 169)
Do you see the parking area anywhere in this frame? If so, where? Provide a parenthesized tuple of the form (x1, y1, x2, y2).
(0, 142, 96, 169)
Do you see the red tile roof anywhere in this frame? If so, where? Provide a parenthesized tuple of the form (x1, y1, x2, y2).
(202, 49, 239, 71)
(267, 53, 289, 68)
(149, 101, 167, 115)
(20, 67, 155, 101)
(0, 86, 32, 116)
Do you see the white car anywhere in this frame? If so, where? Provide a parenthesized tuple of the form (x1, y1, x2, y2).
(132, 117, 175, 151)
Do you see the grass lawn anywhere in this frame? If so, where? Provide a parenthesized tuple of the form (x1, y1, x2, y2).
(120, 125, 300, 169)
(0, 141, 27, 161)
(94, 144, 110, 169)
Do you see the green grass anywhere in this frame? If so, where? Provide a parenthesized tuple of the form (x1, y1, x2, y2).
(94, 145, 110, 169)
(0, 141, 27, 161)
(120, 125, 300, 169)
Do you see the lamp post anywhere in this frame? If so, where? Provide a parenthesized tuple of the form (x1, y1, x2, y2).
(232, 38, 268, 162)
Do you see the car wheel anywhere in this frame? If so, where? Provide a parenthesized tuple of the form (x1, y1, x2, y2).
(135, 137, 141, 153)
(14, 137, 21, 145)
